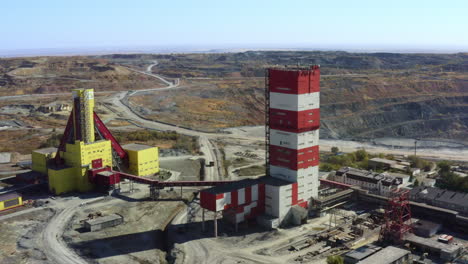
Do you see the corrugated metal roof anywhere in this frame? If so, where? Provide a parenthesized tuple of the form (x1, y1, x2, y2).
(122, 143, 153, 151)
(0, 192, 21, 202)
(85, 214, 123, 225)
(358, 246, 410, 264)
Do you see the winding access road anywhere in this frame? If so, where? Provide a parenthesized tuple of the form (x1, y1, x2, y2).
(40, 197, 105, 264)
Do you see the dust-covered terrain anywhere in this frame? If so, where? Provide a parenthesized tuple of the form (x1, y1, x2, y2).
(0, 56, 166, 96)
(104, 51, 468, 143)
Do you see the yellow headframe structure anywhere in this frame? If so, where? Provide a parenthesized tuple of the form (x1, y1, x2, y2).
(72, 88, 95, 143)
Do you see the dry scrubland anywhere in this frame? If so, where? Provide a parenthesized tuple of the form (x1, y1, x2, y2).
(0, 56, 166, 96)
(128, 78, 264, 131)
(65, 190, 192, 264)
(1, 51, 467, 142)
(115, 51, 468, 142)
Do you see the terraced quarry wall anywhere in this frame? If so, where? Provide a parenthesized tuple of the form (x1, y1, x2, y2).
(120, 52, 467, 143)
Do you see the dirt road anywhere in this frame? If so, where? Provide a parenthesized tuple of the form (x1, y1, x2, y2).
(40, 197, 104, 264)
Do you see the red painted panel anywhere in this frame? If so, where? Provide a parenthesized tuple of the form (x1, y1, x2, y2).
(245, 186, 252, 204)
(231, 190, 238, 208)
(200, 192, 216, 211)
(269, 108, 320, 132)
(298, 201, 308, 209)
(269, 145, 319, 170)
(112, 173, 120, 185)
(92, 159, 102, 169)
(258, 183, 265, 206)
(319, 179, 352, 189)
(292, 183, 298, 205)
(216, 193, 224, 199)
(268, 66, 320, 95)
(88, 167, 111, 183)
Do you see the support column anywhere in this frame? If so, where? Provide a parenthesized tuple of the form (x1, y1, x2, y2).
(214, 211, 218, 238)
(180, 186, 183, 198)
(202, 208, 205, 232)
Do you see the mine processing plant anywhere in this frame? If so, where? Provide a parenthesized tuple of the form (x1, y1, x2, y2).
(31, 65, 322, 232)
(31, 88, 231, 195)
(199, 65, 321, 229)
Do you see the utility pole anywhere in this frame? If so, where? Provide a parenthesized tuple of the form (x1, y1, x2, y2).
(414, 140, 417, 156)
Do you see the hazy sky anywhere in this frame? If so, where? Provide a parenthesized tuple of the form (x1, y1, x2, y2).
(2, 0, 467, 52)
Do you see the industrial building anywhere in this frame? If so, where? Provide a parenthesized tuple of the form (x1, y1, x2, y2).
(410, 186, 468, 214)
(368, 157, 410, 172)
(344, 245, 411, 264)
(84, 213, 124, 232)
(0, 192, 23, 212)
(413, 220, 442, 238)
(122, 143, 159, 176)
(200, 66, 321, 229)
(405, 234, 463, 261)
(31, 89, 160, 195)
(344, 244, 383, 264)
(357, 246, 411, 264)
(30, 88, 237, 198)
(335, 167, 407, 196)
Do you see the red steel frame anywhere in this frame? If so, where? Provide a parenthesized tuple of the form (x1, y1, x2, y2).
(54, 113, 74, 165)
(379, 189, 413, 243)
(319, 179, 352, 189)
(113, 170, 233, 188)
(93, 112, 127, 160)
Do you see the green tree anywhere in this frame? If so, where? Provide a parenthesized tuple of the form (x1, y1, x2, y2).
(414, 179, 420, 187)
(331, 146, 339, 154)
(320, 163, 334, 172)
(355, 149, 369, 162)
(408, 155, 430, 169)
(327, 255, 344, 264)
(437, 161, 452, 174)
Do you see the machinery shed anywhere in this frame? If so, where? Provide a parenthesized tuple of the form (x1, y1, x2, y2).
(200, 178, 265, 224)
(413, 220, 442, 237)
(344, 244, 382, 264)
(32, 147, 57, 174)
(84, 213, 124, 232)
(122, 143, 159, 176)
(0, 192, 23, 212)
(405, 234, 463, 261)
(357, 246, 411, 264)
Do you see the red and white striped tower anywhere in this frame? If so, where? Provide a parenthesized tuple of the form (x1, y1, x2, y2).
(265, 66, 320, 223)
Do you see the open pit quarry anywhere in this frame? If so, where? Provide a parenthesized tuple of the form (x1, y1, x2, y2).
(0, 54, 467, 264)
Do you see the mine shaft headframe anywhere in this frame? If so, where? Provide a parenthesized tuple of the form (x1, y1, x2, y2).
(379, 189, 413, 244)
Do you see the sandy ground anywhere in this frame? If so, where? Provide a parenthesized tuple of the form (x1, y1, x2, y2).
(223, 126, 468, 162)
(160, 159, 201, 182)
(0, 208, 54, 264)
(62, 186, 191, 264)
(168, 205, 354, 264)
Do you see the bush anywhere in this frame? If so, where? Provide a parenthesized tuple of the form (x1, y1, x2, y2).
(408, 155, 431, 169)
(355, 149, 368, 162)
(327, 256, 344, 264)
(39, 133, 62, 148)
(331, 146, 339, 154)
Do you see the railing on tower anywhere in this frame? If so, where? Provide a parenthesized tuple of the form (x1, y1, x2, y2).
(265, 69, 270, 177)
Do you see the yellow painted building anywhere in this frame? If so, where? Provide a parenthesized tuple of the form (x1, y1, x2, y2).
(31, 88, 161, 195)
(122, 143, 159, 176)
(0, 192, 23, 211)
(31, 147, 57, 174)
(48, 139, 113, 194)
